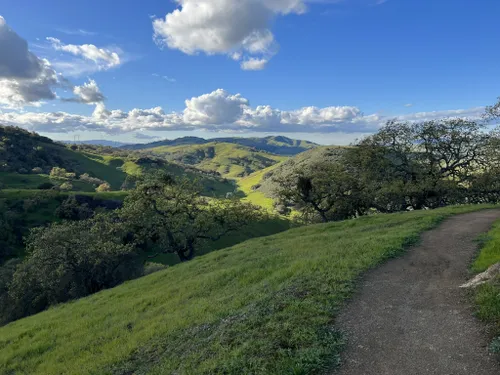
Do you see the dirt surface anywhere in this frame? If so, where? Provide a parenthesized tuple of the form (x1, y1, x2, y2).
(335, 210, 500, 375)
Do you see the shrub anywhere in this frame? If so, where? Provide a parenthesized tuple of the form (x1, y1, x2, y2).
(59, 182, 73, 191)
(55, 196, 94, 221)
(79, 173, 105, 186)
(96, 182, 111, 192)
(50, 167, 75, 180)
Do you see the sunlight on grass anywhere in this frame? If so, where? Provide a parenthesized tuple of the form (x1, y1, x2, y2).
(238, 164, 281, 210)
(472, 219, 500, 351)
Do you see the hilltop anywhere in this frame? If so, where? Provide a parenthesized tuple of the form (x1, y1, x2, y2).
(143, 142, 288, 179)
(122, 135, 318, 156)
(241, 146, 348, 203)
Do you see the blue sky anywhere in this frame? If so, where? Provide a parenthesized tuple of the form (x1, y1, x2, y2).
(0, 0, 499, 144)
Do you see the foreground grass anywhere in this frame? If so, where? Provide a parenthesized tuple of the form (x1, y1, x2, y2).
(472, 220, 500, 353)
(0, 205, 495, 374)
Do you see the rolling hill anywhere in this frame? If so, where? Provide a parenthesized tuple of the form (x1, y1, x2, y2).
(0, 205, 493, 375)
(123, 135, 318, 156)
(144, 142, 288, 179)
(0, 125, 235, 196)
(245, 146, 348, 201)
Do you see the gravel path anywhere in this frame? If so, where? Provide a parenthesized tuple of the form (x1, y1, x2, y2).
(335, 210, 500, 375)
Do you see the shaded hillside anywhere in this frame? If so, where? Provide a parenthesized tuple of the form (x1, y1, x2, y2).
(146, 142, 287, 179)
(123, 135, 318, 156)
(0, 125, 235, 196)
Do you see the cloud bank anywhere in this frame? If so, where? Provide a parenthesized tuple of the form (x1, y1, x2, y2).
(0, 88, 485, 135)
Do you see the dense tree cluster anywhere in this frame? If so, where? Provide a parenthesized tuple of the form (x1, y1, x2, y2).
(276, 118, 500, 223)
(0, 172, 262, 324)
(0, 126, 68, 173)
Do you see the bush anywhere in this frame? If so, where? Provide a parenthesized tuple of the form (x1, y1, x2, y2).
(55, 196, 94, 221)
(59, 182, 73, 191)
(50, 167, 75, 180)
(79, 173, 105, 186)
(96, 182, 111, 192)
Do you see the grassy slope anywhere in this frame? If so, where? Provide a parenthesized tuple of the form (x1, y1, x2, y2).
(149, 142, 287, 179)
(472, 220, 500, 352)
(0, 205, 495, 375)
(238, 164, 282, 210)
(256, 146, 347, 199)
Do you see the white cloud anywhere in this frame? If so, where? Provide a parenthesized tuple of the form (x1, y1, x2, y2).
(0, 89, 486, 136)
(183, 89, 250, 125)
(66, 79, 105, 104)
(241, 58, 268, 70)
(0, 16, 62, 108)
(152, 0, 306, 70)
(394, 107, 485, 123)
(404, 103, 413, 107)
(47, 37, 122, 76)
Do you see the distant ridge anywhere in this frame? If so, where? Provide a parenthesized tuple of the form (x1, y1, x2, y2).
(122, 135, 318, 156)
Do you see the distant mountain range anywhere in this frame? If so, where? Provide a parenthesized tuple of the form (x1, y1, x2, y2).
(121, 136, 318, 156)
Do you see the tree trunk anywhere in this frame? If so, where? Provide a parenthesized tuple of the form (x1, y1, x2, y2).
(177, 241, 195, 262)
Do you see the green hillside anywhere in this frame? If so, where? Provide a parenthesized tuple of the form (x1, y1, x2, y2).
(0, 125, 235, 196)
(0, 205, 493, 375)
(147, 142, 287, 179)
(123, 135, 318, 156)
(255, 146, 347, 199)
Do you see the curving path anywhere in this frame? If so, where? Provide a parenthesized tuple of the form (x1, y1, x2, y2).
(335, 210, 500, 375)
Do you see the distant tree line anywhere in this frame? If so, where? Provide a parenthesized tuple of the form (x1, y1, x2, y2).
(276, 115, 500, 223)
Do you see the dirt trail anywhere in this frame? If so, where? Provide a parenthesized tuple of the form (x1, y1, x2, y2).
(335, 210, 500, 375)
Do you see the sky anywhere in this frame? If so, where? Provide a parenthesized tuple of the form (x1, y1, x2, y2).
(0, 0, 499, 145)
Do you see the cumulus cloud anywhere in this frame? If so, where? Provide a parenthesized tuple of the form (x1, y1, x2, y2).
(0, 88, 486, 136)
(0, 16, 62, 108)
(47, 37, 122, 76)
(183, 89, 250, 125)
(241, 58, 268, 71)
(152, 0, 306, 69)
(61, 79, 105, 105)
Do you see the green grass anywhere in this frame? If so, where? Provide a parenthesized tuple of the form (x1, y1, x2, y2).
(0, 205, 495, 375)
(0, 172, 95, 192)
(472, 219, 500, 352)
(238, 164, 282, 210)
(472, 220, 500, 273)
(63, 150, 128, 190)
(150, 142, 287, 179)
